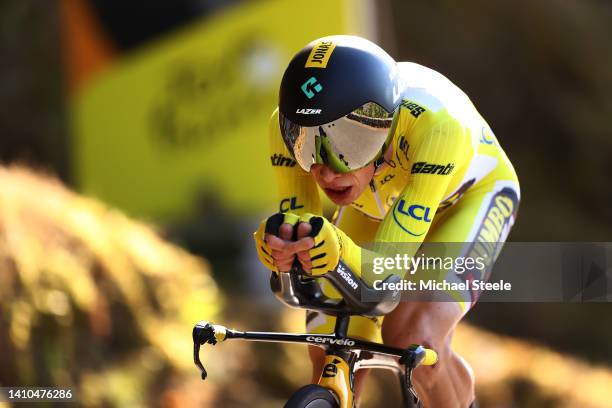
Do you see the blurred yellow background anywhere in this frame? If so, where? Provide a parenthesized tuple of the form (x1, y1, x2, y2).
(69, 0, 369, 219)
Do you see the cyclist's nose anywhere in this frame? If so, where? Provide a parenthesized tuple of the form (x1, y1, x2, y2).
(317, 165, 341, 183)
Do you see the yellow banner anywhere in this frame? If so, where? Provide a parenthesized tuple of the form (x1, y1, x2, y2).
(71, 0, 372, 219)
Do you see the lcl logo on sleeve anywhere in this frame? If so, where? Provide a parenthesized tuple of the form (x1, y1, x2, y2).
(392, 199, 433, 236)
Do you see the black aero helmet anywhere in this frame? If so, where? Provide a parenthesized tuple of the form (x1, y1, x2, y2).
(278, 35, 403, 173)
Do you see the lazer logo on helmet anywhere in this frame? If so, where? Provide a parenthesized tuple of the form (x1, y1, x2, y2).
(392, 200, 433, 236)
(306, 336, 356, 346)
(411, 162, 455, 175)
(296, 108, 321, 115)
(305, 41, 337, 68)
(301, 77, 323, 99)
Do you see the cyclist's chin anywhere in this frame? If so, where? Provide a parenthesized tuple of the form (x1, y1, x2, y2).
(323, 186, 358, 205)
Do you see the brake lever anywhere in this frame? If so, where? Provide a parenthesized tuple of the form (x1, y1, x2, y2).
(193, 342, 207, 380)
(399, 345, 426, 406)
(192, 321, 217, 380)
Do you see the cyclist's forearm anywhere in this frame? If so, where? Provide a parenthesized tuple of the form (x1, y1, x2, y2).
(335, 238, 416, 291)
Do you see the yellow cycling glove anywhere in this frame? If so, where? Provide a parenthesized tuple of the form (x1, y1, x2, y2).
(298, 213, 363, 278)
(253, 212, 300, 274)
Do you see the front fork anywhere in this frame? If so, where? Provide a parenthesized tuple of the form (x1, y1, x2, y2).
(317, 349, 357, 408)
(318, 349, 421, 408)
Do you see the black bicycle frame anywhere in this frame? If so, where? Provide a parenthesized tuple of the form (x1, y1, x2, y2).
(193, 315, 427, 407)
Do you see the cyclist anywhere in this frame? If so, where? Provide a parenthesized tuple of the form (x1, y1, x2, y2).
(254, 35, 519, 407)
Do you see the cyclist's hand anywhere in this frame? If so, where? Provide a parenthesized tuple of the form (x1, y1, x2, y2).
(253, 212, 314, 273)
(297, 213, 361, 277)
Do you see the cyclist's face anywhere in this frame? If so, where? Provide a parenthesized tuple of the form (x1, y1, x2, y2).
(310, 163, 375, 205)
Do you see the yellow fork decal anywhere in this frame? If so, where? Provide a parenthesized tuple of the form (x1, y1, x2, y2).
(317, 354, 353, 408)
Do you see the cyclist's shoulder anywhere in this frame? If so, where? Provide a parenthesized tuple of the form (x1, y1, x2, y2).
(398, 62, 468, 102)
(397, 62, 479, 125)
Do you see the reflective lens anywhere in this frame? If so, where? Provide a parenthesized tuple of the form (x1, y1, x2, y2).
(279, 103, 394, 173)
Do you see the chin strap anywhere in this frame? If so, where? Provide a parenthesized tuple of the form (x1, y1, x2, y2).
(371, 140, 392, 179)
(369, 158, 388, 189)
(373, 155, 385, 172)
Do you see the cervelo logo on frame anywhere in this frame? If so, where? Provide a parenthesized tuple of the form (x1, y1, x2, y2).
(392, 199, 433, 236)
(305, 41, 336, 68)
(306, 336, 356, 346)
(301, 77, 323, 99)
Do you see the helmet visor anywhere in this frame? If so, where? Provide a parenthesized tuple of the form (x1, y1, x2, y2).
(279, 102, 394, 173)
